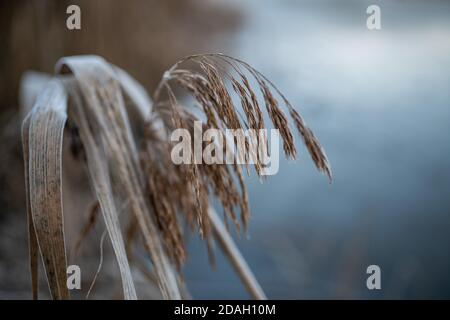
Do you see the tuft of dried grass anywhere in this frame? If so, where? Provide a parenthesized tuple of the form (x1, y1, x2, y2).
(142, 53, 332, 268)
(21, 53, 331, 300)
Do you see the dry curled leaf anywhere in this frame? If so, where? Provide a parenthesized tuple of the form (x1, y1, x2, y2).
(22, 80, 69, 299)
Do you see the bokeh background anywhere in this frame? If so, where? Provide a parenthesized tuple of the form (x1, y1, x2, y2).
(1, 0, 450, 299)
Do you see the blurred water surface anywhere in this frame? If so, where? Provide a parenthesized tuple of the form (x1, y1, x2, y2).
(184, 0, 450, 299)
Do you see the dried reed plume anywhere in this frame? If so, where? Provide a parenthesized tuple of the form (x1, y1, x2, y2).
(142, 53, 331, 267)
(21, 53, 331, 300)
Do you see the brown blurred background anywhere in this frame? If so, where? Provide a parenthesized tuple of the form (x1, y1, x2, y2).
(0, 0, 240, 111)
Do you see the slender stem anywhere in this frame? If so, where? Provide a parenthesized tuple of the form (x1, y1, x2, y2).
(208, 207, 267, 300)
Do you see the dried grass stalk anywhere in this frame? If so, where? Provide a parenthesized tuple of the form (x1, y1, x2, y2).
(21, 53, 331, 300)
(209, 207, 266, 299)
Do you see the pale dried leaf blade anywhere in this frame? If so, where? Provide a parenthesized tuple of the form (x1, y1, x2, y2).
(23, 80, 69, 299)
(62, 76, 137, 300)
(57, 55, 180, 299)
(21, 113, 39, 300)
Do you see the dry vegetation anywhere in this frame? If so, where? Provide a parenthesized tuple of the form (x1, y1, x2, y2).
(21, 53, 331, 299)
